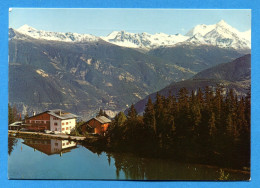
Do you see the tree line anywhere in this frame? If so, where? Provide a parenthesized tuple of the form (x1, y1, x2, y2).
(8, 104, 22, 124)
(107, 85, 250, 169)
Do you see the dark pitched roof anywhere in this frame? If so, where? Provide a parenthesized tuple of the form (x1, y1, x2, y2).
(94, 116, 111, 124)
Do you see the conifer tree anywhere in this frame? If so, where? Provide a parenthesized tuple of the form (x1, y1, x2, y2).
(113, 112, 127, 127)
(143, 97, 156, 133)
(8, 104, 14, 124)
(213, 85, 224, 129)
(191, 103, 202, 129)
(127, 104, 137, 119)
(236, 97, 248, 134)
(209, 112, 216, 136)
(245, 90, 251, 130)
(197, 88, 204, 107)
(177, 88, 191, 135)
(178, 88, 189, 110)
(204, 86, 214, 110)
(154, 93, 164, 136)
(97, 109, 104, 117)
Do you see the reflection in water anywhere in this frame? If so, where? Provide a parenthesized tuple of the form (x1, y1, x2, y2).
(108, 152, 250, 180)
(22, 138, 77, 156)
(8, 137, 18, 156)
(8, 138, 249, 180)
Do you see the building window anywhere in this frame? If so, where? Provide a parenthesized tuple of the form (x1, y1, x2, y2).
(67, 142, 69, 145)
(55, 143, 58, 146)
(62, 123, 64, 125)
(66, 122, 68, 125)
(62, 128, 65, 131)
(63, 143, 65, 146)
(54, 123, 58, 126)
(66, 127, 68, 130)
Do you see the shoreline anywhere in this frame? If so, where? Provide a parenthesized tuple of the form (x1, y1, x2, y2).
(8, 130, 86, 141)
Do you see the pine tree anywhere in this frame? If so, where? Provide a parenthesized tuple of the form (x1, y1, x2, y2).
(236, 97, 248, 134)
(154, 93, 164, 136)
(177, 88, 191, 134)
(97, 109, 104, 117)
(116, 112, 127, 127)
(204, 86, 214, 110)
(197, 88, 204, 107)
(245, 90, 251, 130)
(8, 104, 14, 124)
(143, 97, 156, 133)
(213, 84, 225, 130)
(209, 112, 216, 136)
(12, 105, 19, 121)
(191, 103, 202, 129)
(127, 104, 137, 119)
(178, 88, 189, 110)
(226, 113, 239, 138)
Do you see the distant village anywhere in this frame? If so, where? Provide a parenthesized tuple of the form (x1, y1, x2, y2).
(8, 109, 111, 136)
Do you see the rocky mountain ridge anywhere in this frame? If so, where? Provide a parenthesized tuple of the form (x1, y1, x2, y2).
(13, 20, 250, 50)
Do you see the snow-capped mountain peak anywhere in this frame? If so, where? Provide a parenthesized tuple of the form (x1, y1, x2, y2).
(185, 20, 250, 49)
(185, 23, 215, 37)
(101, 30, 189, 49)
(11, 20, 251, 50)
(16, 25, 99, 43)
(18, 24, 37, 33)
(216, 19, 228, 26)
(186, 20, 238, 37)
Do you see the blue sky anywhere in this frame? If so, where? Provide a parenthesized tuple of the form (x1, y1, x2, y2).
(9, 8, 251, 36)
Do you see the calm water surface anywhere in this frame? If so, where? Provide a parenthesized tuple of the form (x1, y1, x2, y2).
(8, 137, 249, 180)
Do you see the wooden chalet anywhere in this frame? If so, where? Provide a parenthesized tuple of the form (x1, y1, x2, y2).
(81, 116, 111, 135)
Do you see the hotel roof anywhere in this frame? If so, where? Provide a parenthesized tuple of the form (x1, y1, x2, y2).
(47, 109, 78, 120)
(26, 109, 78, 120)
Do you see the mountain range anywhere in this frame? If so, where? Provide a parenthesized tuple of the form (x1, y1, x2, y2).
(9, 20, 251, 119)
(16, 20, 250, 50)
(133, 54, 251, 114)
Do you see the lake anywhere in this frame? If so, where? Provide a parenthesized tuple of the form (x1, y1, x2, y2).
(8, 137, 250, 180)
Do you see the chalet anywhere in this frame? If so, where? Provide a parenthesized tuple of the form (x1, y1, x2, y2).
(8, 121, 22, 130)
(23, 109, 78, 134)
(81, 116, 111, 135)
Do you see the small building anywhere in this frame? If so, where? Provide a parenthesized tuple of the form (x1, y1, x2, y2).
(23, 109, 78, 134)
(8, 121, 22, 130)
(81, 116, 111, 135)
